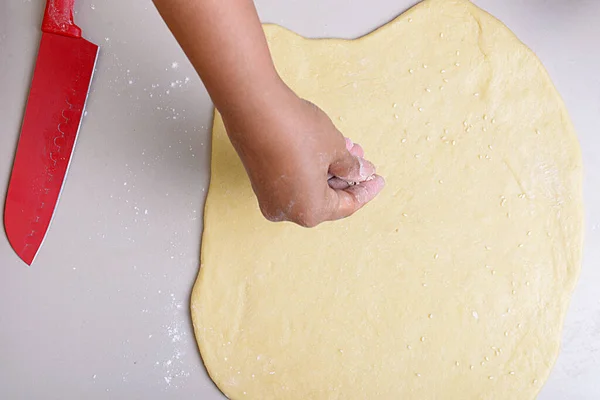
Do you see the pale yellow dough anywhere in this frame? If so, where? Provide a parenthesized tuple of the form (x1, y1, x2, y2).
(191, 0, 583, 399)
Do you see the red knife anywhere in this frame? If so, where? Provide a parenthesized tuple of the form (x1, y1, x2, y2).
(4, 0, 98, 265)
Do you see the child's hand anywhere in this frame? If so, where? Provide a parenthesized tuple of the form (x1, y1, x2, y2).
(222, 84, 385, 227)
(154, 0, 385, 226)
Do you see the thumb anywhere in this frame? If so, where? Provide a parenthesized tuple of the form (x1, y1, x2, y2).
(325, 175, 386, 221)
(329, 151, 376, 183)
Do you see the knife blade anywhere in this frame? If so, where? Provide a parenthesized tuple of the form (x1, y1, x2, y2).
(4, 0, 98, 265)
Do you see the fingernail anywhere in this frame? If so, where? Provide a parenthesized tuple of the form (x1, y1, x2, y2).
(358, 157, 376, 179)
(375, 175, 386, 190)
(358, 158, 366, 179)
(345, 137, 354, 151)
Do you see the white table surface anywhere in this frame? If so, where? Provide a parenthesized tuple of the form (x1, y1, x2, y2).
(1, 1, 598, 399)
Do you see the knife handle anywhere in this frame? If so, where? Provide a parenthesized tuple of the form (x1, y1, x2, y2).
(41, 0, 82, 38)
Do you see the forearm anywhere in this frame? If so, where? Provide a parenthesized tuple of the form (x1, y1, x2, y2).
(152, 0, 283, 113)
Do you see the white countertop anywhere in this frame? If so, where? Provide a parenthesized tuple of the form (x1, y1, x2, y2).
(1, 0, 598, 398)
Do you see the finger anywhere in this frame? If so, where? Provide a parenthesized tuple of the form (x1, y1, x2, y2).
(344, 137, 365, 158)
(349, 142, 365, 158)
(344, 137, 354, 151)
(329, 151, 376, 183)
(329, 140, 363, 180)
(326, 175, 386, 221)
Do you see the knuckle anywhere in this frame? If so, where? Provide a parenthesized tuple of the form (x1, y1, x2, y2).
(296, 214, 320, 228)
(290, 202, 323, 228)
(258, 193, 327, 228)
(259, 203, 285, 222)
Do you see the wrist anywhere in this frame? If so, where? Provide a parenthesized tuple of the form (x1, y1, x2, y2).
(216, 73, 294, 119)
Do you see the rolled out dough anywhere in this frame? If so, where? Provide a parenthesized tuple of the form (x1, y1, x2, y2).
(191, 0, 583, 399)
